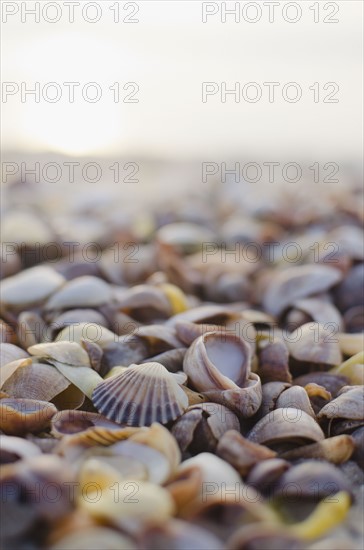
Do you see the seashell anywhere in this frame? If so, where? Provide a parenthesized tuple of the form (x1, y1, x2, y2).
(263, 265, 342, 317)
(217, 430, 277, 476)
(337, 333, 364, 357)
(175, 321, 223, 346)
(0, 398, 57, 435)
(114, 284, 172, 321)
(178, 486, 275, 541)
(51, 409, 122, 437)
(331, 351, 364, 385)
(100, 337, 150, 370)
(17, 311, 50, 349)
(280, 435, 355, 464)
(202, 372, 262, 418)
(183, 331, 251, 390)
(227, 524, 301, 550)
(247, 408, 325, 449)
(317, 386, 364, 421)
(288, 322, 342, 373)
(158, 282, 189, 314)
(0, 357, 32, 387)
(259, 381, 291, 418)
(171, 402, 240, 455)
(288, 491, 351, 541)
(351, 426, 364, 469)
(285, 298, 343, 332)
(55, 322, 116, 346)
(143, 347, 187, 373)
(2, 361, 70, 401)
(258, 337, 292, 384)
(0, 343, 29, 368)
(0, 435, 42, 464)
(274, 460, 353, 500)
(342, 305, 364, 333)
(0, 319, 17, 344)
(50, 308, 109, 336)
(78, 479, 175, 534)
(1, 266, 65, 310)
(81, 339, 104, 373)
(104, 439, 172, 484)
(29, 340, 90, 366)
(0, 454, 75, 522)
(177, 452, 241, 496)
(167, 304, 242, 328)
(304, 382, 332, 401)
(48, 360, 103, 400)
(49, 528, 137, 550)
(139, 519, 224, 550)
(335, 263, 364, 312)
(45, 275, 112, 310)
(293, 371, 349, 397)
(166, 464, 203, 511)
(92, 362, 189, 426)
(129, 422, 181, 473)
(246, 458, 291, 496)
(275, 385, 315, 418)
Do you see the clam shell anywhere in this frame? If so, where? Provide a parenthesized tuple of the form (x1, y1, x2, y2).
(203, 372, 262, 418)
(1, 266, 65, 309)
(44, 275, 112, 310)
(55, 323, 116, 346)
(0, 398, 57, 435)
(263, 265, 342, 317)
(258, 337, 292, 384)
(246, 458, 291, 495)
(92, 362, 189, 426)
(51, 409, 122, 437)
(247, 408, 325, 447)
(290, 298, 343, 330)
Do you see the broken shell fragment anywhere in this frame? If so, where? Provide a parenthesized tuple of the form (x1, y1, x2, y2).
(183, 331, 251, 391)
(217, 429, 276, 476)
(171, 402, 240, 455)
(331, 351, 364, 385)
(0, 398, 57, 435)
(280, 435, 355, 464)
(92, 362, 189, 426)
(28, 341, 90, 366)
(275, 385, 316, 417)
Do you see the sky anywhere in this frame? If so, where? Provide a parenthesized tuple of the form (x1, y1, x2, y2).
(1, 1, 363, 162)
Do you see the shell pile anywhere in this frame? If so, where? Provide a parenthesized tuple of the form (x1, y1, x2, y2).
(1, 177, 363, 549)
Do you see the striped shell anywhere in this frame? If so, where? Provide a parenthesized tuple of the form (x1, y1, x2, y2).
(92, 362, 188, 426)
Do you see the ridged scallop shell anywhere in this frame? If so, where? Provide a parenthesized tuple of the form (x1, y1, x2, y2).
(92, 362, 189, 426)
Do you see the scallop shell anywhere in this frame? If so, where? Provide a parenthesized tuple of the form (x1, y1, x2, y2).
(92, 362, 189, 426)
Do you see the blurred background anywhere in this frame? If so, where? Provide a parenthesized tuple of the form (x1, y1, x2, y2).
(1, 1, 363, 277)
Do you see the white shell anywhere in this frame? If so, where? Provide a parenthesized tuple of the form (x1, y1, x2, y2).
(92, 362, 189, 426)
